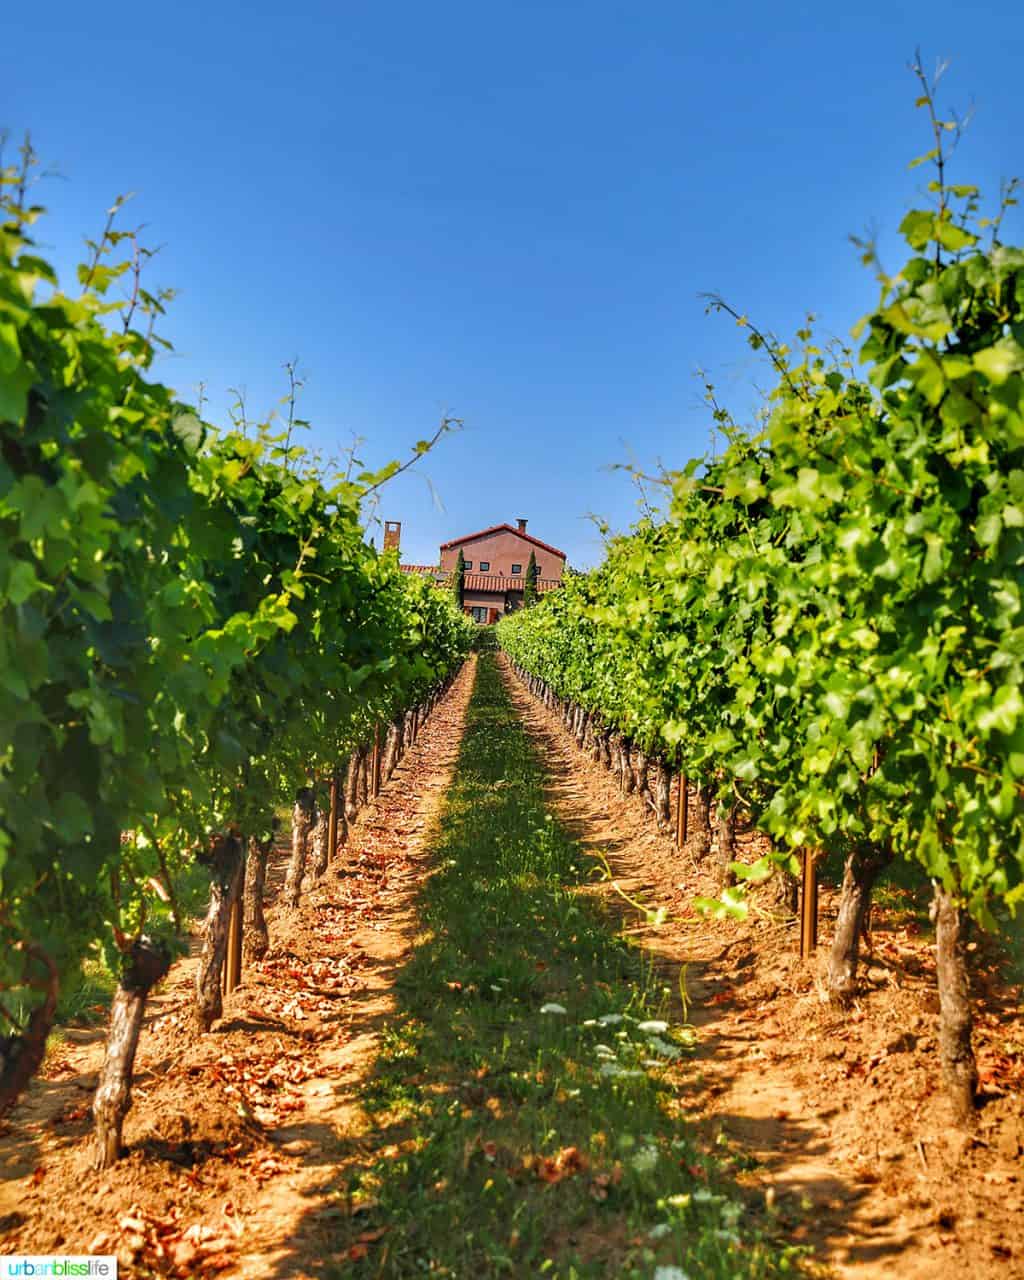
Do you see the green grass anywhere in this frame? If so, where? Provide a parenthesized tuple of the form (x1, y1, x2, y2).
(8, 951, 120, 1035)
(330, 655, 805, 1278)
(56, 954, 119, 1024)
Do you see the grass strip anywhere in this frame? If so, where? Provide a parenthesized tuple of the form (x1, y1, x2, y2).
(334, 655, 805, 1278)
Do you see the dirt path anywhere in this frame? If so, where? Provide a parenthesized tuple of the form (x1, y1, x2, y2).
(0, 657, 478, 1279)
(499, 655, 1023, 1280)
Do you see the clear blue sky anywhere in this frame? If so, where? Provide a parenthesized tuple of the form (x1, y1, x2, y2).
(10, 2, 1024, 567)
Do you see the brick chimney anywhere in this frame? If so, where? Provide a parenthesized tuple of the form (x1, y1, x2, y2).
(383, 520, 401, 552)
(517, 518, 528, 533)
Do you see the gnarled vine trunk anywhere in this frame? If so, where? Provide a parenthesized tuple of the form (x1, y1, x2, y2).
(933, 882, 978, 1126)
(284, 787, 316, 908)
(345, 748, 364, 821)
(652, 759, 672, 830)
(333, 802, 348, 859)
(689, 781, 713, 862)
(0, 944, 58, 1119)
(310, 804, 330, 879)
(243, 831, 274, 962)
(619, 738, 636, 795)
(610, 733, 624, 785)
(827, 843, 892, 1003)
(93, 936, 172, 1168)
(575, 707, 589, 747)
(383, 717, 403, 780)
(358, 750, 370, 808)
(634, 747, 650, 808)
(194, 833, 245, 1032)
(714, 800, 738, 889)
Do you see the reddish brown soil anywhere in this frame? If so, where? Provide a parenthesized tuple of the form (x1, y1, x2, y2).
(0, 658, 478, 1279)
(501, 655, 1024, 1280)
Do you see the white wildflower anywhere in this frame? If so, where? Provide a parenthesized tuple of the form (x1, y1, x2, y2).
(647, 1037, 683, 1060)
(597, 1013, 623, 1026)
(600, 1063, 642, 1079)
(637, 1019, 669, 1034)
(631, 1145, 659, 1174)
(653, 1267, 691, 1280)
(540, 1003, 567, 1015)
(648, 1223, 672, 1241)
(691, 1188, 722, 1204)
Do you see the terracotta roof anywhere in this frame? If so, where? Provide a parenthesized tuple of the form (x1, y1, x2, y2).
(462, 575, 561, 593)
(399, 564, 440, 575)
(439, 524, 566, 559)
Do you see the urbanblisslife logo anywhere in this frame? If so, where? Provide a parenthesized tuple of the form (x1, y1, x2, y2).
(2, 1260, 116, 1277)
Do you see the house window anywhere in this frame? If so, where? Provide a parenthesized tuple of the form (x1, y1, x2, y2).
(464, 560, 473, 569)
(511, 563, 522, 574)
(470, 606, 488, 623)
(479, 561, 490, 572)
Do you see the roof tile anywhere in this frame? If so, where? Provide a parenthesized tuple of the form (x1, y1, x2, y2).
(462, 574, 560, 592)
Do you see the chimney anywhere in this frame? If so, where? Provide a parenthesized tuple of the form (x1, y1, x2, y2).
(383, 520, 401, 552)
(517, 518, 528, 533)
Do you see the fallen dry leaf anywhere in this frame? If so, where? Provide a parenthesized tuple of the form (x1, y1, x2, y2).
(536, 1145, 588, 1184)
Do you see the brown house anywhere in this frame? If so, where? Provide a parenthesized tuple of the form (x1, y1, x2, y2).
(393, 518, 566, 623)
(441, 520, 566, 622)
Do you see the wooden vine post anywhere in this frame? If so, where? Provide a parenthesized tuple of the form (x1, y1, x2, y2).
(231, 892, 243, 989)
(372, 724, 382, 797)
(222, 893, 243, 995)
(328, 769, 340, 863)
(676, 775, 689, 849)
(800, 849, 819, 958)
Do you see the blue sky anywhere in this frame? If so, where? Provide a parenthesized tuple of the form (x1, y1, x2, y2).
(9, 1, 1023, 567)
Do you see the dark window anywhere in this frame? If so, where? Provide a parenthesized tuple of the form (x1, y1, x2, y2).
(511, 563, 522, 574)
(463, 560, 473, 569)
(479, 561, 490, 572)
(470, 606, 488, 622)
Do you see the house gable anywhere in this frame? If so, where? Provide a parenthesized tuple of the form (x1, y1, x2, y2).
(439, 524, 566, 561)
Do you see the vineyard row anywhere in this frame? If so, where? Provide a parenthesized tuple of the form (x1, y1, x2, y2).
(0, 152, 475, 1164)
(496, 99, 1024, 1127)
